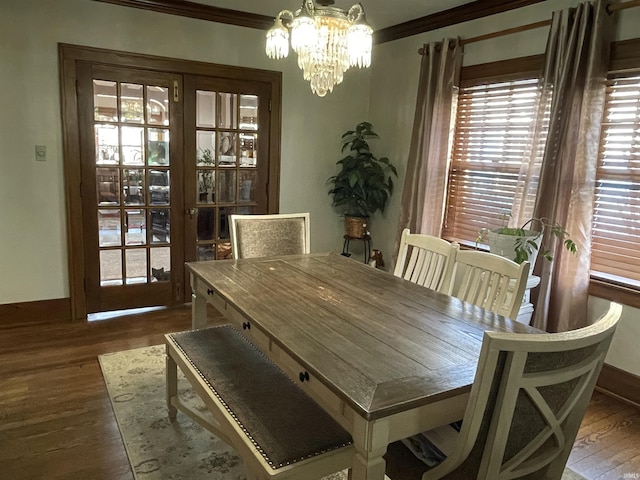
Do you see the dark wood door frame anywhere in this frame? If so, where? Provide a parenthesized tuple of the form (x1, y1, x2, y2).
(59, 43, 282, 320)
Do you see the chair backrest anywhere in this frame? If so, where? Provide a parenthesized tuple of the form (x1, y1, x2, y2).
(447, 250, 530, 320)
(393, 229, 459, 293)
(229, 213, 310, 259)
(424, 302, 622, 480)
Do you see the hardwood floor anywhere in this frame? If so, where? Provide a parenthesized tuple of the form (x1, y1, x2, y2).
(0, 305, 638, 479)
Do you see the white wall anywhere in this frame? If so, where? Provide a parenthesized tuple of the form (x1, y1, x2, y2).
(0, 0, 369, 303)
(367, 0, 640, 377)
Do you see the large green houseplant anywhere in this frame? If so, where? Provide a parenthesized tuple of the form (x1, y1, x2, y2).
(478, 212, 577, 267)
(327, 122, 397, 238)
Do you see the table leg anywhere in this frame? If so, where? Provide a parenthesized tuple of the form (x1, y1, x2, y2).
(191, 292, 207, 330)
(166, 346, 177, 420)
(350, 418, 389, 480)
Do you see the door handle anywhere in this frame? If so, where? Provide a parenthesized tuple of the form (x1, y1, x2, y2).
(187, 207, 197, 219)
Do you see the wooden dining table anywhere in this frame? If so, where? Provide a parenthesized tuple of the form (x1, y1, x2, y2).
(186, 252, 538, 480)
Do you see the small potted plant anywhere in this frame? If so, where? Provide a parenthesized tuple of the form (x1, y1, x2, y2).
(478, 212, 577, 267)
(327, 122, 397, 238)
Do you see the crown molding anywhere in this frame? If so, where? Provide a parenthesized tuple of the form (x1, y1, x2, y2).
(93, 0, 275, 30)
(94, 0, 546, 43)
(374, 0, 546, 44)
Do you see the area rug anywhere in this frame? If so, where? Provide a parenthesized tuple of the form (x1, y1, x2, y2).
(99, 345, 587, 480)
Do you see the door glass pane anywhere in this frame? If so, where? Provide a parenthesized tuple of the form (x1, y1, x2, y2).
(197, 208, 215, 241)
(125, 209, 146, 245)
(219, 92, 237, 128)
(197, 131, 216, 166)
(121, 83, 144, 123)
(197, 170, 215, 203)
(97, 167, 120, 205)
(148, 128, 169, 165)
(218, 170, 236, 203)
(151, 247, 171, 281)
(149, 170, 170, 205)
(240, 133, 257, 166)
(197, 244, 215, 261)
(95, 124, 119, 165)
(219, 132, 237, 166)
(147, 86, 169, 126)
(217, 242, 232, 259)
(124, 169, 144, 205)
(218, 207, 233, 240)
(239, 171, 256, 203)
(150, 209, 170, 244)
(240, 94, 258, 130)
(197, 90, 216, 128)
(98, 209, 121, 247)
(100, 249, 122, 286)
(94, 80, 118, 122)
(121, 126, 144, 165)
(125, 248, 147, 284)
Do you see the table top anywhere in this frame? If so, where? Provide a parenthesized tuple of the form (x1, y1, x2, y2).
(186, 252, 538, 420)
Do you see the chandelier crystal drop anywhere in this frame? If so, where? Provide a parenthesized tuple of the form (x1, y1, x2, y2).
(265, 0, 373, 97)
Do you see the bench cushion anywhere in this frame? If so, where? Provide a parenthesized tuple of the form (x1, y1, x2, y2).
(167, 326, 352, 470)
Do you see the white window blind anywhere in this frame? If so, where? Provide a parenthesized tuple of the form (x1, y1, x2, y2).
(443, 78, 547, 244)
(592, 72, 640, 287)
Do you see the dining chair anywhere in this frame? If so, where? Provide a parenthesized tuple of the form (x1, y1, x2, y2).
(393, 229, 459, 293)
(229, 212, 310, 259)
(446, 250, 530, 320)
(384, 302, 623, 480)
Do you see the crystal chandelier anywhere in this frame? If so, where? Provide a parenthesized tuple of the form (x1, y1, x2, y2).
(265, 0, 373, 97)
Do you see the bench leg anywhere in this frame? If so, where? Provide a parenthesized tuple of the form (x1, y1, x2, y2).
(166, 347, 178, 420)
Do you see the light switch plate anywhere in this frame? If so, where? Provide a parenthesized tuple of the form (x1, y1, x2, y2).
(35, 145, 47, 162)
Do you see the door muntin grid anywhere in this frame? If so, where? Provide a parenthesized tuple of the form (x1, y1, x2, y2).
(195, 91, 260, 260)
(93, 79, 172, 285)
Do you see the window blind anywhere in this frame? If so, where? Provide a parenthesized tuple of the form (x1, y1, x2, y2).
(591, 72, 640, 287)
(443, 78, 546, 244)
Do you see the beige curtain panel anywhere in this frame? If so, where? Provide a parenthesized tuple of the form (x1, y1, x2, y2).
(530, 0, 612, 332)
(393, 38, 463, 267)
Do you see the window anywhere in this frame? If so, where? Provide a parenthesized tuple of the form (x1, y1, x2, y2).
(591, 71, 640, 288)
(443, 64, 547, 245)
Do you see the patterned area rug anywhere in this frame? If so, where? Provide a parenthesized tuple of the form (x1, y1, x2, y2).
(99, 345, 587, 480)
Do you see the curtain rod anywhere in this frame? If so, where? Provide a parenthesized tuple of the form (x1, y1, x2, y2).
(417, 0, 640, 55)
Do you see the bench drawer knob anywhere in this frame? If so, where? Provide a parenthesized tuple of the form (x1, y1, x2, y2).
(207, 288, 214, 295)
(299, 371, 310, 382)
(242, 322, 251, 330)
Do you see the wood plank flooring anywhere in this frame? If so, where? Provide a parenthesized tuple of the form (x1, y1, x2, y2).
(0, 305, 638, 479)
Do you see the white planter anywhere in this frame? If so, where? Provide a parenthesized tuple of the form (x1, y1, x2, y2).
(487, 229, 542, 267)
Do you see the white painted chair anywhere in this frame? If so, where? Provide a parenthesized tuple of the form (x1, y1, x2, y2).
(229, 213, 310, 259)
(447, 250, 530, 320)
(393, 229, 459, 294)
(385, 302, 623, 480)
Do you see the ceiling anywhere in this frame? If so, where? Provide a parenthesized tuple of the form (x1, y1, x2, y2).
(188, 0, 474, 31)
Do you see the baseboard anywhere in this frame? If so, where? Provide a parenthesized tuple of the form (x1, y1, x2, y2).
(0, 298, 72, 325)
(597, 363, 640, 408)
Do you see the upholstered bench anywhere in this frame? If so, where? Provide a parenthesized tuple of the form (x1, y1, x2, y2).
(165, 325, 354, 480)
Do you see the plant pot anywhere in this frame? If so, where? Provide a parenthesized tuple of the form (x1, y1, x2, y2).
(487, 229, 542, 267)
(344, 215, 369, 239)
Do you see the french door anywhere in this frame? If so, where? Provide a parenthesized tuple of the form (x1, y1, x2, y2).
(78, 65, 184, 313)
(65, 46, 281, 316)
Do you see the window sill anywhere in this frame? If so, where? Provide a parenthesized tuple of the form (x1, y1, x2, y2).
(589, 278, 640, 310)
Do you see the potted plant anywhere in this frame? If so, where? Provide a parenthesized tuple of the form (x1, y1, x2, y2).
(327, 122, 397, 238)
(477, 212, 577, 267)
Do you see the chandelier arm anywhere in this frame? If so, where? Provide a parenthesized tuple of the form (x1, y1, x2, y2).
(347, 3, 365, 23)
(276, 9, 295, 27)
